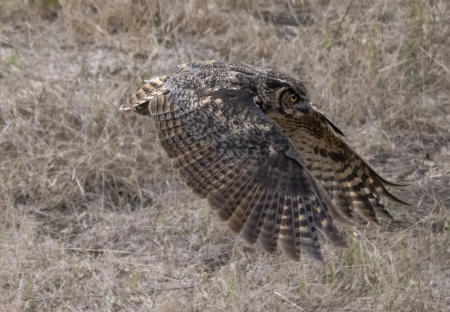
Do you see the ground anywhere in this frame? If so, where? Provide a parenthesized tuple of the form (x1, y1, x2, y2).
(0, 0, 449, 311)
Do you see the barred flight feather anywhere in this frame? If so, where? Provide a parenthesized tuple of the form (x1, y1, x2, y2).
(120, 61, 409, 262)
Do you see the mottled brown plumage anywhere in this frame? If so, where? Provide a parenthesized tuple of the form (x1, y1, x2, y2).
(120, 61, 408, 261)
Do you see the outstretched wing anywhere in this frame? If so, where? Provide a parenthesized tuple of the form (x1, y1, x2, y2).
(282, 109, 409, 224)
(121, 70, 347, 261)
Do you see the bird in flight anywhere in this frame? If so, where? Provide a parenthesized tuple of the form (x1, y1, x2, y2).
(120, 61, 408, 261)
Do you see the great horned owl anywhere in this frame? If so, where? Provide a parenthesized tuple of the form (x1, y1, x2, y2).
(120, 61, 408, 261)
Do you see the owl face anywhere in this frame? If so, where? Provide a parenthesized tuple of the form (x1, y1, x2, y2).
(257, 76, 311, 119)
(278, 87, 311, 118)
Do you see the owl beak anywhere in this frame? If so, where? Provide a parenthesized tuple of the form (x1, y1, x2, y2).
(293, 100, 313, 117)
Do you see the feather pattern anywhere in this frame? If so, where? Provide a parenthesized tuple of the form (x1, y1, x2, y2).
(120, 61, 408, 262)
(275, 110, 409, 225)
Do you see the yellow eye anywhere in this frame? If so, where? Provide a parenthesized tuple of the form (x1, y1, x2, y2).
(290, 94, 298, 102)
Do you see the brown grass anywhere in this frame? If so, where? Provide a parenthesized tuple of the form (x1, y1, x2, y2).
(0, 0, 449, 311)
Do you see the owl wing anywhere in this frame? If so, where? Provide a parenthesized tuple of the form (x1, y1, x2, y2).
(121, 76, 348, 261)
(286, 109, 409, 225)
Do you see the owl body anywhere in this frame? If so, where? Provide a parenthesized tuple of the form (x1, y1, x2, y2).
(120, 61, 407, 261)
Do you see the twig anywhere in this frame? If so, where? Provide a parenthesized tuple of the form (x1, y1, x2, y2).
(327, 0, 355, 52)
(0, 39, 17, 49)
(274, 291, 306, 311)
(377, 59, 409, 72)
(0, 122, 10, 139)
(419, 47, 449, 74)
(26, 295, 105, 303)
(150, 286, 195, 293)
(26, 287, 195, 302)
(57, 247, 136, 254)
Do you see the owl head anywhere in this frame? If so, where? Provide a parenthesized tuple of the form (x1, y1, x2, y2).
(254, 73, 312, 119)
(210, 62, 312, 119)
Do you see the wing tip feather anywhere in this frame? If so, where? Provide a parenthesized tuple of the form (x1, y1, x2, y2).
(119, 76, 169, 113)
(377, 182, 411, 206)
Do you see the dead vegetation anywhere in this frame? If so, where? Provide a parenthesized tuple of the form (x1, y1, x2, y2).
(0, 0, 449, 311)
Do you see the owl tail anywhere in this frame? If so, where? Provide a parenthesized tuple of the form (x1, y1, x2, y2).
(119, 75, 169, 115)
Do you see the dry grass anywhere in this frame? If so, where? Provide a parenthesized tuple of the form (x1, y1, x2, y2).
(0, 0, 449, 311)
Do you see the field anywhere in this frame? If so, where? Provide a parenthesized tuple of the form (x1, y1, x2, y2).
(0, 0, 449, 311)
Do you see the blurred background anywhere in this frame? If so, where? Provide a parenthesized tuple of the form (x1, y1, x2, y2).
(0, 0, 449, 311)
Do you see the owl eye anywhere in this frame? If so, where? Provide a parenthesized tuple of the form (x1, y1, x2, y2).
(279, 89, 298, 109)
